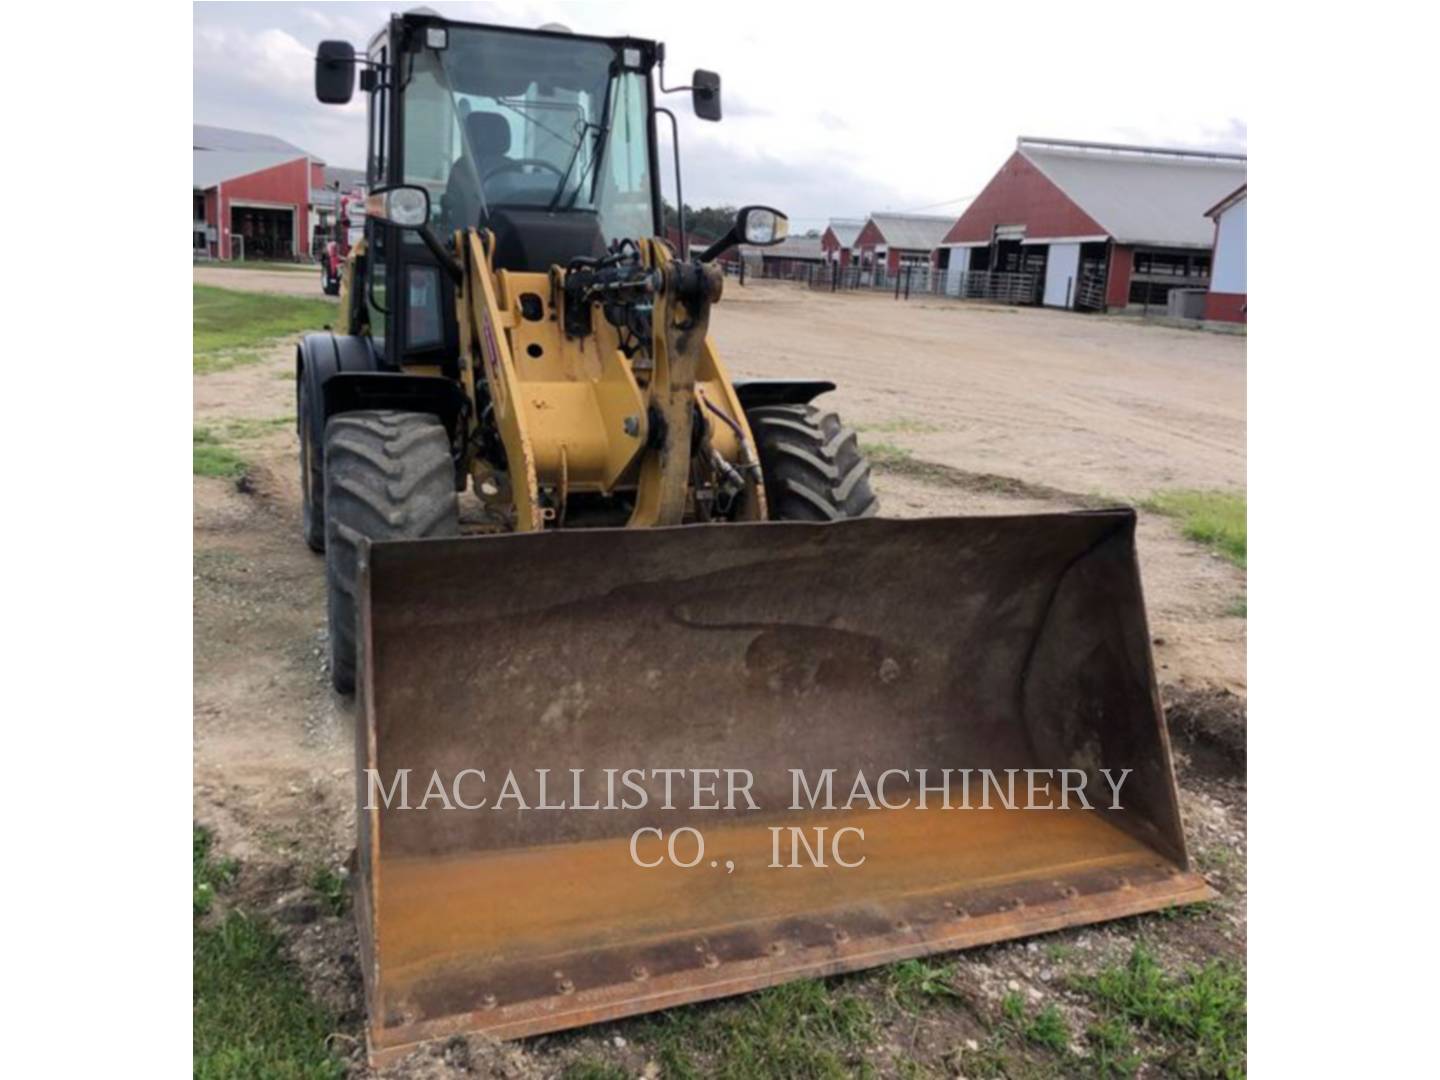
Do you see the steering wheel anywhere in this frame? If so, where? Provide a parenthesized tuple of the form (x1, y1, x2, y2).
(482, 158, 566, 184)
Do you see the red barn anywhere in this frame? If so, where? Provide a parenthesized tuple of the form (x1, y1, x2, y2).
(854, 213, 954, 276)
(193, 125, 327, 261)
(940, 137, 1246, 311)
(821, 219, 864, 268)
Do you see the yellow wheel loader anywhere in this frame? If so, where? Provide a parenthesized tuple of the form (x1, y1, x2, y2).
(298, 12, 1211, 1065)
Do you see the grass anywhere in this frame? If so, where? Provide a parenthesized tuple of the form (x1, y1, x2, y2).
(858, 417, 942, 435)
(1142, 490, 1247, 569)
(1074, 942, 1246, 1078)
(859, 439, 917, 469)
(886, 958, 962, 1011)
(193, 417, 293, 479)
(211, 416, 296, 441)
(194, 825, 237, 916)
(1000, 992, 1072, 1053)
(194, 284, 337, 371)
(638, 979, 876, 1079)
(560, 1062, 630, 1080)
(210, 259, 317, 273)
(310, 866, 349, 918)
(194, 826, 345, 1079)
(1086, 1016, 1143, 1077)
(194, 427, 248, 478)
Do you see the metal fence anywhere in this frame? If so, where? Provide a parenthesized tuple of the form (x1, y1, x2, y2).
(803, 263, 1044, 306)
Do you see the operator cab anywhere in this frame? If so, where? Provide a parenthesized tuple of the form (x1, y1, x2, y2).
(314, 12, 722, 369)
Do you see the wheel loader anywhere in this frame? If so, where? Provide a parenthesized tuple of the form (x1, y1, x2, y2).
(298, 11, 1212, 1065)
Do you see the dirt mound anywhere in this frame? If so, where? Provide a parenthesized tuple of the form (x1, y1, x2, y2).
(1164, 685, 1246, 778)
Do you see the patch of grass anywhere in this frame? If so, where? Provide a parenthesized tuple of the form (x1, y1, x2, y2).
(1196, 846, 1237, 875)
(639, 979, 876, 1079)
(211, 259, 316, 273)
(1074, 942, 1246, 1079)
(887, 958, 962, 1011)
(894, 1059, 936, 1080)
(310, 866, 349, 918)
(1024, 1005, 1071, 1052)
(1086, 1016, 1142, 1078)
(194, 349, 267, 375)
(214, 415, 296, 441)
(194, 826, 237, 916)
(1000, 993, 1071, 1053)
(1226, 596, 1247, 618)
(859, 417, 942, 435)
(195, 913, 345, 1079)
(194, 427, 248, 478)
(1142, 490, 1247, 569)
(194, 284, 337, 359)
(1150, 901, 1216, 922)
(560, 1061, 629, 1080)
(859, 439, 916, 468)
(194, 826, 345, 1080)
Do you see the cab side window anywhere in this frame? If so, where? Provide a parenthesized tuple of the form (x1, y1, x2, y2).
(365, 44, 389, 343)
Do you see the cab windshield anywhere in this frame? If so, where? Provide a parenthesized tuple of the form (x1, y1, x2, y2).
(399, 28, 656, 244)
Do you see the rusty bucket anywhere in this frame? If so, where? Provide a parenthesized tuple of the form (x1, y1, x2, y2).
(352, 511, 1211, 1064)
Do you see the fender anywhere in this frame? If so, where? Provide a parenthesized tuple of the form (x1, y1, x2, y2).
(320, 371, 470, 444)
(732, 379, 836, 410)
(296, 331, 384, 466)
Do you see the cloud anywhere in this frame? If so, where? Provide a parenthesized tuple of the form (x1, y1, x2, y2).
(193, 1, 1247, 216)
(671, 136, 927, 227)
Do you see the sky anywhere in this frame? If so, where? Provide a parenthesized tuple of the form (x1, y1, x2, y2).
(193, 1, 1249, 231)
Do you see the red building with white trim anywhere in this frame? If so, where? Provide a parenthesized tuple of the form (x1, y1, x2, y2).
(940, 137, 1246, 312)
(854, 212, 954, 275)
(193, 125, 357, 261)
(820, 219, 864, 268)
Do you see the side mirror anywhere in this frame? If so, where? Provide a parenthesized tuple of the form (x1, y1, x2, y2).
(737, 206, 789, 246)
(697, 205, 789, 263)
(315, 40, 356, 105)
(366, 186, 464, 285)
(692, 69, 721, 122)
(365, 186, 430, 228)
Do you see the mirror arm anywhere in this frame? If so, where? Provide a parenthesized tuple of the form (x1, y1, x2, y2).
(417, 225, 463, 285)
(655, 106, 687, 260)
(698, 230, 739, 264)
(656, 51, 693, 94)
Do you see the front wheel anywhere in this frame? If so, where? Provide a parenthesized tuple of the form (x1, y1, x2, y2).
(323, 410, 459, 694)
(746, 403, 879, 521)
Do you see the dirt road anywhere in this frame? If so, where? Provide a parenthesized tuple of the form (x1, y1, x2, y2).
(195, 263, 320, 297)
(193, 276, 1246, 1076)
(713, 282, 1245, 499)
(194, 268, 1246, 499)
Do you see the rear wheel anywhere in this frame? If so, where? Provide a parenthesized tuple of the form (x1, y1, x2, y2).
(746, 403, 879, 521)
(323, 410, 459, 694)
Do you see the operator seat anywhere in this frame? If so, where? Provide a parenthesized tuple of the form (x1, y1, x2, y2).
(443, 112, 512, 233)
(441, 109, 607, 273)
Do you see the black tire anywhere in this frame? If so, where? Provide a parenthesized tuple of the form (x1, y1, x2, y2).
(297, 372, 326, 553)
(323, 410, 459, 694)
(746, 403, 879, 521)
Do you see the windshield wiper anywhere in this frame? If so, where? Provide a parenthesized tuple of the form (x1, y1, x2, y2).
(546, 120, 606, 211)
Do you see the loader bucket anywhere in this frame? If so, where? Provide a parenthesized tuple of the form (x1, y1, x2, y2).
(353, 511, 1212, 1064)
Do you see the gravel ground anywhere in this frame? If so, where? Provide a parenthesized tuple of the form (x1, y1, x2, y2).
(193, 277, 1246, 1077)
